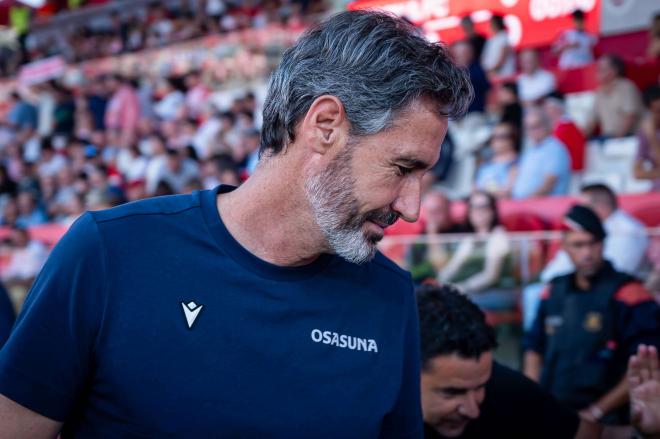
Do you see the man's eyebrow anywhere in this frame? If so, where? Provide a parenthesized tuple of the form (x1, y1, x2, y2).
(395, 157, 431, 170)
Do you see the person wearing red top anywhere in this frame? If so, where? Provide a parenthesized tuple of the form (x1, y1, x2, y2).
(544, 95, 586, 172)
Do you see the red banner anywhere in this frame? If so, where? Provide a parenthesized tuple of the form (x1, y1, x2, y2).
(348, 0, 601, 48)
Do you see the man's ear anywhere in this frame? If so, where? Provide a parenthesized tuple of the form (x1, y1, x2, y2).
(299, 95, 348, 156)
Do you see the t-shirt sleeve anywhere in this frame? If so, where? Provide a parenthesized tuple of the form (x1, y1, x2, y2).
(543, 143, 569, 178)
(0, 212, 107, 421)
(379, 283, 423, 439)
(523, 291, 548, 354)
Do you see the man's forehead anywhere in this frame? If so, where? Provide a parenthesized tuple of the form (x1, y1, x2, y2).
(424, 353, 493, 383)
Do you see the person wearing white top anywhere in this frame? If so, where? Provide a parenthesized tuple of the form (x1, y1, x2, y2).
(517, 49, 557, 105)
(553, 10, 597, 70)
(481, 15, 516, 78)
(523, 183, 648, 329)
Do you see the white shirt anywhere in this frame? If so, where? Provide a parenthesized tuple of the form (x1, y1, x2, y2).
(481, 31, 516, 77)
(2, 241, 49, 281)
(557, 30, 596, 70)
(541, 209, 649, 282)
(517, 69, 557, 103)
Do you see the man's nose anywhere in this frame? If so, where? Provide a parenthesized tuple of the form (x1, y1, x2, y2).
(391, 178, 421, 223)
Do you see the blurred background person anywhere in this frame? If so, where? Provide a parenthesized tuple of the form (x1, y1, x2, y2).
(481, 15, 516, 80)
(517, 48, 557, 106)
(634, 84, 660, 189)
(553, 10, 597, 70)
(438, 191, 515, 311)
(475, 121, 519, 199)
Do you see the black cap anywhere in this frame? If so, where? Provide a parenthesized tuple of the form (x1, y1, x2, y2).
(562, 205, 606, 242)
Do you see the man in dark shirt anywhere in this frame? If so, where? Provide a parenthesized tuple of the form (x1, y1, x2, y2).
(418, 283, 585, 438)
(524, 205, 660, 425)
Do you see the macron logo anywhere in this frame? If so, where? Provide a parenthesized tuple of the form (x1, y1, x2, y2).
(181, 301, 204, 329)
(310, 329, 378, 353)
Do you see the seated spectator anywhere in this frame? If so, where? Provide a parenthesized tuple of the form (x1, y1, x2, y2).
(452, 40, 490, 115)
(408, 190, 463, 283)
(633, 85, 660, 190)
(475, 122, 519, 198)
(517, 48, 557, 106)
(6, 91, 37, 132)
(544, 94, 586, 172)
(147, 148, 199, 195)
(586, 54, 644, 138)
(480, 15, 516, 80)
(418, 283, 587, 439)
(497, 82, 523, 134)
(1, 226, 48, 293)
(438, 191, 515, 310)
(15, 191, 48, 228)
(524, 205, 660, 425)
(460, 15, 486, 60)
(512, 108, 571, 199)
(552, 9, 597, 70)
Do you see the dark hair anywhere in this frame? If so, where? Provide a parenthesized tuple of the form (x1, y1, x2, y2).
(502, 81, 519, 99)
(490, 15, 506, 31)
(581, 183, 618, 210)
(260, 10, 473, 157)
(572, 9, 585, 21)
(601, 53, 626, 78)
(643, 84, 660, 108)
(464, 190, 500, 232)
(417, 283, 497, 369)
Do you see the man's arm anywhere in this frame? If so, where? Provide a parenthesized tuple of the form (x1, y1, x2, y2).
(523, 351, 543, 382)
(0, 394, 61, 439)
(578, 376, 628, 422)
(531, 174, 558, 197)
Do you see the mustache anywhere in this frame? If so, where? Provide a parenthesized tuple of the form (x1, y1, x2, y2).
(365, 209, 399, 227)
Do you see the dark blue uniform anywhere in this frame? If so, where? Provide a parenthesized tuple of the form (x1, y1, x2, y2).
(524, 261, 660, 422)
(0, 186, 422, 438)
(0, 283, 15, 349)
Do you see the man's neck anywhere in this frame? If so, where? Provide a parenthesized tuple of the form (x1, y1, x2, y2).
(216, 159, 328, 267)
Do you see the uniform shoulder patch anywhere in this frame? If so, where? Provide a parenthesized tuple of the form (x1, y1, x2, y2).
(614, 282, 654, 306)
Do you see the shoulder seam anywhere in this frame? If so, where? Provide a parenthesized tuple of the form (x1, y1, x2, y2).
(372, 257, 411, 283)
(93, 205, 199, 224)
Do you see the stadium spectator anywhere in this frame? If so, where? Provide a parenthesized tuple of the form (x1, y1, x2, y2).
(544, 94, 586, 172)
(438, 191, 514, 310)
(418, 283, 591, 439)
(0, 25, 19, 77)
(517, 48, 557, 105)
(104, 74, 141, 146)
(552, 9, 597, 70)
(15, 191, 47, 228)
(408, 190, 464, 283)
(1, 227, 48, 293)
(6, 92, 37, 131)
(512, 108, 571, 199)
(460, 15, 486, 61)
(634, 85, 660, 190)
(586, 54, 644, 138)
(496, 82, 523, 133)
(480, 15, 516, 80)
(475, 121, 519, 198)
(524, 205, 660, 425)
(452, 40, 490, 115)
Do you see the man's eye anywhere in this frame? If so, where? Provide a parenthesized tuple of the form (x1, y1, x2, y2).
(397, 166, 414, 176)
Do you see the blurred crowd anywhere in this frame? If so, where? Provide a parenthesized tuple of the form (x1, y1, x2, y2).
(0, 0, 325, 76)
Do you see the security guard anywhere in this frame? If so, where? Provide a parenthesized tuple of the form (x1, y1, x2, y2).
(523, 205, 660, 425)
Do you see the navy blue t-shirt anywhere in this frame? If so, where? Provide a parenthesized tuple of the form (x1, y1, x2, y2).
(0, 283, 15, 349)
(0, 186, 422, 438)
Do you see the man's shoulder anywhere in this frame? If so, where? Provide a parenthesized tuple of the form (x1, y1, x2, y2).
(89, 192, 202, 226)
(370, 251, 413, 285)
(613, 282, 656, 307)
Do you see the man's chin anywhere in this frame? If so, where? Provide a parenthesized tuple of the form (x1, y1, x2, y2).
(433, 421, 469, 438)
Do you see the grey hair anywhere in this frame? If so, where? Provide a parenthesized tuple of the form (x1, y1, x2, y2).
(260, 10, 474, 156)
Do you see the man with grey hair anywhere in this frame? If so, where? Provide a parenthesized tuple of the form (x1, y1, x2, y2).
(0, 10, 472, 438)
(512, 107, 571, 199)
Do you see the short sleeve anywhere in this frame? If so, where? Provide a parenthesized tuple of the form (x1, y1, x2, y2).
(379, 283, 423, 439)
(0, 212, 107, 421)
(620, 82, 642, 115)
(523, 292, 548, 354)
(543, 141, 569, 178)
